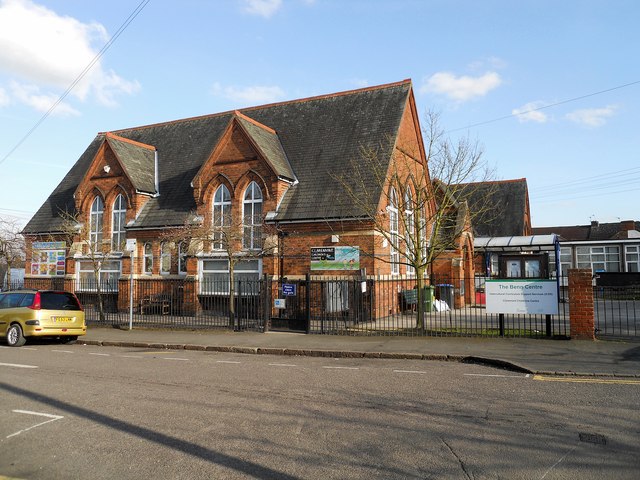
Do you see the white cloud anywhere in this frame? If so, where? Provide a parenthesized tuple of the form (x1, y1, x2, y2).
(0, 0, 139, 111)
(9, 80, 79, 116)
(241, 0, 283, 18)
(211, 83, 286, 106)
(512, 101, 549, 123)
(0, 86, 9, 107)
(420, 71, 502, 102)
(565, 105, 618, 127)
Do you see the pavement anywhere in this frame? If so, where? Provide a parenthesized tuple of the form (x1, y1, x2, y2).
(77, 326, 640, 378)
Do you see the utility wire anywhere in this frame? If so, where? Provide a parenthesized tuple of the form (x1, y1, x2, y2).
(0, 0, 151, 168)
(447, 79, 640, 134)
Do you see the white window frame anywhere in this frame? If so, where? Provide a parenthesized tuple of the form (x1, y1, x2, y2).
(212, 185, 231, 250)
(77, 259, 121, 292)
(178, 241, 188, 275)
(111, 194, 126, 251)
(160, 242, 171, 275)
(143, 242, 153, 274)
(89, 196, 104, 248)
(243, 181, 263, 250)
(404, 189, 415, 276)
(625, 245, 639, 272)
(200, 258, 262, 295)
(388, 187, 399, 275)
(576, 245, 620, 272)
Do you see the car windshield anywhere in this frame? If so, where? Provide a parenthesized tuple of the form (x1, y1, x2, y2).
(40, 292, 81, 311)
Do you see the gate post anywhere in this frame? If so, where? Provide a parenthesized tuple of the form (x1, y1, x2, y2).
(568, 269, 595, 340)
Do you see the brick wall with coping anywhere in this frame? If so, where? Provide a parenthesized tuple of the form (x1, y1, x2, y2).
(568, 268, 595, 340)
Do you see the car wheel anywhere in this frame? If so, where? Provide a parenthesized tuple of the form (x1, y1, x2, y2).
(60, 336, 78, 344)
(6, 324, 26, 347)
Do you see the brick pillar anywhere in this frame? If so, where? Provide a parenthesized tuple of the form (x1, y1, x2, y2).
(568, 269, 595, 340)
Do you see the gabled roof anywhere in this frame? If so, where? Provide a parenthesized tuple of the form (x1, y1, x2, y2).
(533, 221, 640, 241)
(105, 133, 157, 194)
(23, 80, 413, 233)
(457, 178, 530, 237)
(234, 112, 296, 182)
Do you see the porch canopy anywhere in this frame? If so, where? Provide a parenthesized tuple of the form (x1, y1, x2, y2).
(474, 234, 559, 252)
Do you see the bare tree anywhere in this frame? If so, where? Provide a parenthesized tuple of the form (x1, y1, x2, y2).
(0, 216, 25, 289)
(161, 211, 277, 329)
(57, 209, 112, 322)
(334, 110, 496, 328)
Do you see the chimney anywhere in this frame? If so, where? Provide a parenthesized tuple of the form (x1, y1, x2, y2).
(590, 220, 599, 227)
(621, 220, 635, 231)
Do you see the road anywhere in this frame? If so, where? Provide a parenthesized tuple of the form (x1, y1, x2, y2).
(1, 342, 639, 479)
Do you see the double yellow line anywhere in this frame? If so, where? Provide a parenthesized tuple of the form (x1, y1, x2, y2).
(533, 374, 640, 385)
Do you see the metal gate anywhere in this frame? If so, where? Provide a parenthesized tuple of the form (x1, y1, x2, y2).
(269, 278, 310, 332)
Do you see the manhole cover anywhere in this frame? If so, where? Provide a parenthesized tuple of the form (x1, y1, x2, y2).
(579, 432, 607, 445)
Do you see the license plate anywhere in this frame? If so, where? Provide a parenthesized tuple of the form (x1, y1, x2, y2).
(53, 317, 73, 323)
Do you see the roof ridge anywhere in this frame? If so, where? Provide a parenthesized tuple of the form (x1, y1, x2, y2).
(104, 132, 156, 151)
(102, 79, 413, 135)
(458, 178, 527, 187)
(234, 110, 277, 135)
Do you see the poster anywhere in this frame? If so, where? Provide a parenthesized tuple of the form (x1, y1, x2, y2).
(31, 241, 66, 276)
(310, 246, 360, 271)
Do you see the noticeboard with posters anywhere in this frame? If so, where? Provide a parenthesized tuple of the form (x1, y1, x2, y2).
(310, 246, 360, 271)
(31, 241, 66, 276)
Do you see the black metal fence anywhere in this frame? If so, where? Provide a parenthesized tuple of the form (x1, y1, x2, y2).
(594, 284, 640, 339)
(6, 274, 639, 339)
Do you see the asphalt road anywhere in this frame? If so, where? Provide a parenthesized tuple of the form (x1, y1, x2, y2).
(1, 342, 639, 479)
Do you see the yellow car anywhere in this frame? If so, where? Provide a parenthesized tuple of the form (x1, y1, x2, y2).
(0, 289, 86, 347)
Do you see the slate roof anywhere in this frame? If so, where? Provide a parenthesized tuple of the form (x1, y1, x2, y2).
(106, 134, 157, 194)
(457, 178, 529, 237)
(532, 221, 640, 241)
(23, 80, 412, 233)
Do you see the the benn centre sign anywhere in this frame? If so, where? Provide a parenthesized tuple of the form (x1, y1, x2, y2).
(485, 279, 558, 315)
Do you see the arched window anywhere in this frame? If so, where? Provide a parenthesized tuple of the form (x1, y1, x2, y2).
(143, 242, 153, 274)
(111, 194, 126, 251)
(160, 242, 171, 274)
(212, 185, 231, 250)
(243, 181, 263, 250)
(389, 188, 399, 275)
(89, 196, 104, 248)
(178, 241, 187, 274)
(404, 189, 414, 275)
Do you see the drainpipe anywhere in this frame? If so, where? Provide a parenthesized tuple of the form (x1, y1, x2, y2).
(154, 150, 159, 195)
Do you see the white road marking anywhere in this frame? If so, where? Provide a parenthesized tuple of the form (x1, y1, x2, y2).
(322, 366, 359, 370)
(7, 410, 64, 439)
(464, 373, 530, 378)
(217, 360, 241, 364)
(0, 362, 38, 369)
(89, 353, 110, 357)
(0, 346, 37, 351)
(162, 357, 189, 361)
(394, 370, 427, 374)
(268, 363, 297, 367)
(120, 355, 142, 359)
(51, 350, 74, 354)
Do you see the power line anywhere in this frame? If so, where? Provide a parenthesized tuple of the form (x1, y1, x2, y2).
(0, 0, 151, 168)
(447, 79, 640, 134)
(534, 165, 640, 193)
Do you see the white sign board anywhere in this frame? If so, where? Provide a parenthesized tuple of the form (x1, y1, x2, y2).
(274, 298, 286, 309)
(125, 238, 137, 252)
(485, 279, 558, 315)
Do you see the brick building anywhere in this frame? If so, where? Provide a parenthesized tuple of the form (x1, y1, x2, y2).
(21, 80, 474, 312)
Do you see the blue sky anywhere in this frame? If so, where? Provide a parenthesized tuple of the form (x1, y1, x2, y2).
(0, 0, 638, 229)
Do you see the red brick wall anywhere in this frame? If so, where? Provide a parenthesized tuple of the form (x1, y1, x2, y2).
(568, 268, 595, 340)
